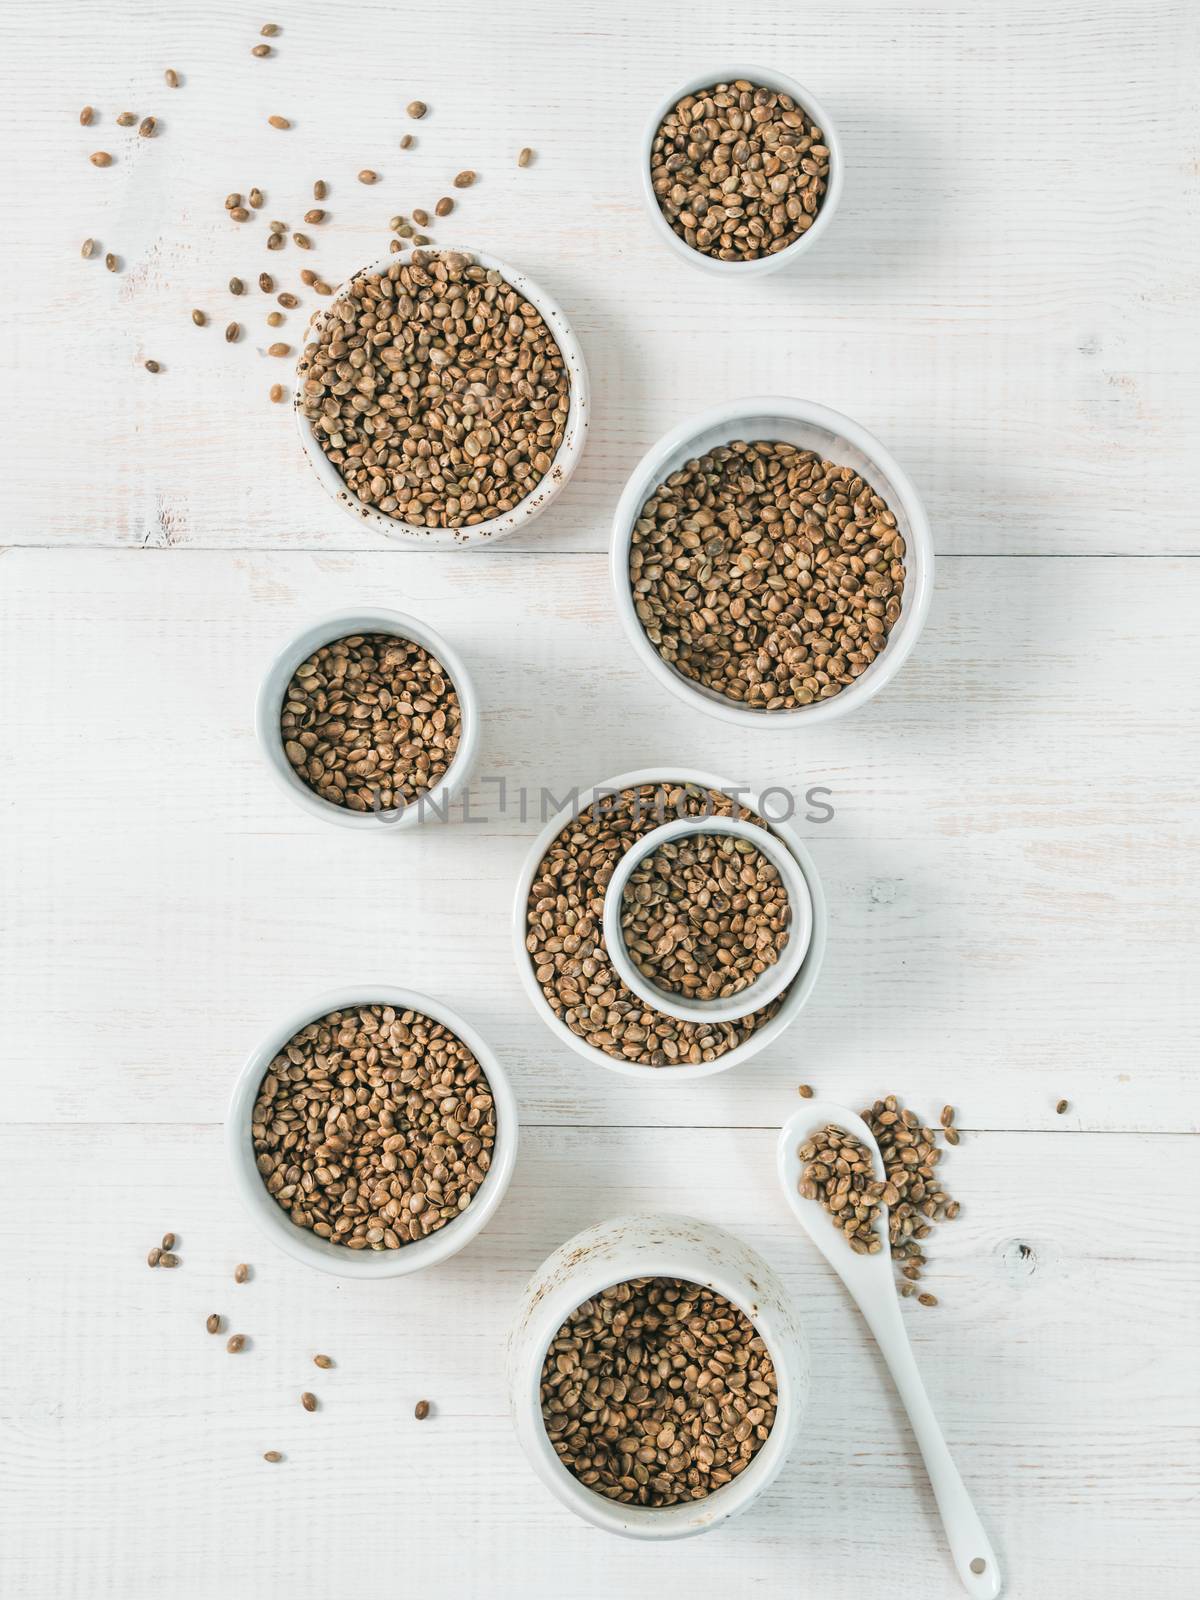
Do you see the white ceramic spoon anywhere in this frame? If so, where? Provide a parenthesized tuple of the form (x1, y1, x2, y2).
(777, 1099, 1002, 1598)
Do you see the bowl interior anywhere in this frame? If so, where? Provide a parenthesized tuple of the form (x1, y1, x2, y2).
(613, 402, 930, 722)
(295, 248, 589, 548)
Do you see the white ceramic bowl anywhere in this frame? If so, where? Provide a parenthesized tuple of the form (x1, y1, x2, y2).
(294, 247, 589, 548)
(226, 985, 518, 1278)
(601, 814, 813, 1025)
(611, 396, 934, 728)
(640, 67, 844, 276)
(255, 606, 480, 832)
(512, 766, 827, 1080)
(507, 1213, 809, 1539)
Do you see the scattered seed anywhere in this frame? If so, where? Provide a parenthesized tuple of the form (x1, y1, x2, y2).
(414, 1399, 430, 1420)
(940, 1105, 954, 1127)
(312, 178, 327, 199)
(248, 187, 264, 208)
(80, 106, 95, 126)
(944, 1126, 960, 1145)
(798, 1083, 814, 1098)
(206, 1313, 222, 1334)
(226, 1334, 246, 1352)
(229, 276, 245, 295)
(263, 1450, 283, 1462)
(300, 1391, 317, 1412)
(399, 134, 414, 150)
(406, 100, 427, 119)
(267, 311, 284, 327)
(234, 1263, 250, 1283)
(435, 196, 453, 217)
(225, 321, 242, 342)
(357, 169, 378, 184)
(90, 151, 113, 167)
(267, 232, 284, 250)
(81, 238, 96, 258)
(261, 23, 280, 36)
(269, 383, 285, 402)
(138, 116, 156, 138)
(268, 115, 290, 129)
(116, 111, 137, 127)
(299, 268, 317, 286)
(257, 272, 273, 293)
(1056, 1098, 1069, 1115)
(105, 252, 119, 272)
(225, 192, 242, 210)
(918, 1293, 938, 1307)
(452, 170, 476, 188)
(164, 68, 179, 87)
(144, 359, 160, 373)
(518, 146, 533, 167)
(277, 292, 299, 307)
(292, 232, 311, 249)
(313, 279, 332, 295)
(159, 1252, 179, 1268)
(230, 206, 250, 222)
(303, 209, 325, 225)
(162, 1232, 176, 1249)
(147, 1247, 162, 1267)
(313, 1353, 334, 1369)
(411, 207, 429, 226)
(268, 342, 291, 357)
(252, 44, 272, 57)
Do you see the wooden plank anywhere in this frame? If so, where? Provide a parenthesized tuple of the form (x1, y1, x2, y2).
(0, 548, 1194, 1131)
(2, 0, 1197, 554)
(0, 1123, 1194, 1599)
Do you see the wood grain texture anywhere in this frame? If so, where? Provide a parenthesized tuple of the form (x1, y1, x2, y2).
(1, 1124, 1195, 1600)
(2, 0, 1197, 553)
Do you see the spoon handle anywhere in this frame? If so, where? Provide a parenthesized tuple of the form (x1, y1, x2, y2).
(861, 1295, 1002, 1598)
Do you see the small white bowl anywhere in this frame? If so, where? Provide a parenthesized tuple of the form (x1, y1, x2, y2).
(294, 247, 589, 548)
(512, 766, 827, 1080)
(255, 606, 480, 832)
(226, 985, 518, 1279)
(507, 1213, 809, 1539)
(602, 814, 813, 1025)
(640, 67, 844, 276)
(611, 396, 934, 728)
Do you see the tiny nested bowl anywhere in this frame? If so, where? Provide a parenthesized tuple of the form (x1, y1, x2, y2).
(255, 606, 480, 832)
(294, 247, 590, 548)
(611, 396, 934, 729)
(507, 1213, 809, 1539)
(640, 66, 844, 276)
(227, 985, 519, 1279)
(601, 814, 813, 1026)
(512, 765, 827, 1080)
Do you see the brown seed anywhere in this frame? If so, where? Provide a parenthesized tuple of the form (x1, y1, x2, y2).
(81, 238, 96, 258)
(414, 1399, 430, 1420)
(269, 383, 285, 402)
(268, 342, 291, 357)
(435, 196, 453, 217)
(229, 276, 245, 295)
(918, 1293, 938, 1307)
(147, 1247, 162, 1267)
(104, 252, 119, 272)
(229, 207, 250, 222)
(277, 292, 299, 307)
(159, 1252, 179, 1267)
(267, 232, 284, 250)
(303, 209, 325, 224)
(267, 311, 284, 327)
(300, 1391, 317, 1412)
(299, 268, 317, 286)
(225, 322, 241, 342)
(292, 232, 311, 249)
(191, 308, 207, 326)
(944, 1126, 960, 1145)
(940, 1105, 954, 1127)
(357, 169, 378, 184)
(80, 106, 94, 126)
(162, 1233, 176, 1250)
(411, 207, 429, 226)
(234, 1263, 250, 1283)
(144, 359, 160, 373)
(226, 1334, 246, 1352)
(268, 115, 290, 129)
(261, 23, 280, 35)
(251, 43, 272, 57)
(263, 1450, 283, 1462)
(517, 146, 533, 167)
(90, 151, 113, 167)
(798, 1084, 814, 1098)
(399, 134, 414, 150)
(406, 100, 427, 119)
(164, 68, 179, 87)
(313, 279, 332, 294)
(1056, 1098, 1069, 1115)
(452, 170, 476, 188)
(313, 1353, 334, 1369)
(257, 272, 273, 293)
(312, 178, 327, 199)
(206, 1313, 221, 1334)
(116, 112, 137, 127)
(138, 117, 156, 138)
(248, 188, 264, 208)
(225, 192, 243, 210)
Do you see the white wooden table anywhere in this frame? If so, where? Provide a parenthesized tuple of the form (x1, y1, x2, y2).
(2, 2, 1197, 1595)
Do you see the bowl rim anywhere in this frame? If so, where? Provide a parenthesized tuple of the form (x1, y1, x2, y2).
(609, 395, 935, 728)
(253, 606, 481, 832)
(293, 245, 590, 548)
(600, 813, 814, 1024)
(639, 65, 844, 276)
(225, 984, 518, 1278)
(507, 1213, 806, 1539)
(511, 765, 827, 1080)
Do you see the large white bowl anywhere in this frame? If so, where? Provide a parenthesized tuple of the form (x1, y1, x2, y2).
(507, 1213, 809, 1539)
(226, 985, 518, 1278)
(294, 247, 590, 548)
(512, 766, 827, 1080)
(255, 606, 480, 832)
(640, 67, 844, 277)
(611, 396, 934, 728)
